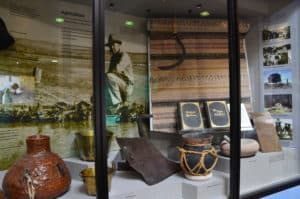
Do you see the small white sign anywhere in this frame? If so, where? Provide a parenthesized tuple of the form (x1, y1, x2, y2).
(227, 103, 254, 131)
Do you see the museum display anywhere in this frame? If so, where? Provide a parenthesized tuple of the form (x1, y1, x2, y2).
(2, 135, 71, 199)
(0, 0, 300, 198)
(116, 137, 179, 185)
(177, 132, 218, 180)
(80, 167, 115, 195)
(178, 102, 204, 131)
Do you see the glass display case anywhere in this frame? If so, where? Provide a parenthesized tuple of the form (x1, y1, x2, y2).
(1, 0, 300, 199)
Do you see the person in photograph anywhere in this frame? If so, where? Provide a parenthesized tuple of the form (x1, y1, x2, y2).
(105, 34, 134, 113)
(2, 88, 12, 104)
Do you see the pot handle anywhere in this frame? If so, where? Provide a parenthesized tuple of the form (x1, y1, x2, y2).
(56, 162, 66, 176)
(23, 169, 36, 199)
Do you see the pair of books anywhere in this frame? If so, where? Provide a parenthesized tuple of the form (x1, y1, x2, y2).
(178, 101, 230, 131)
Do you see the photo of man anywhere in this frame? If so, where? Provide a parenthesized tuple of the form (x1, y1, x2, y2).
(105, 34, 134, 113)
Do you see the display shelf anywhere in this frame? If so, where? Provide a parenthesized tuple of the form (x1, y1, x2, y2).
(2, 148, 298, 198)
(214, 147, 300, 196)
(0, 157, 228, 199)
(63, 157, 228, 199)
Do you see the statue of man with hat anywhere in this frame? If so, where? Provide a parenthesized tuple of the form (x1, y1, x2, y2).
(105, 34, 134, 112)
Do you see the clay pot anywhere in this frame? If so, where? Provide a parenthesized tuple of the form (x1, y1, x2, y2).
(220, 138, 260, 157)
(2, 135, 71, 199)
(178, 132, 218, 180)
(0, 190, 4, 199)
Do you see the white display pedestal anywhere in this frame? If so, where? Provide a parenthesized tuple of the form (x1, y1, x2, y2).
(214, 147, 300, 196)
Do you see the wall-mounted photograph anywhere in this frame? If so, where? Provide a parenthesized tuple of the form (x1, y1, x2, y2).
(264, 94, 292, 114)
(263, 68, 292, 90)
(262, 25, 290, 42)
(274, 117, 293, 140)
(263, 44, 291, 66)
(0, 75, 34, 105)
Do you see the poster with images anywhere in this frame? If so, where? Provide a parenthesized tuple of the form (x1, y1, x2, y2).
(263, 44, 291, 67)
(262, 25, 290, 43)
(263, 68, 292, 90)
(264, 94, 292, 114)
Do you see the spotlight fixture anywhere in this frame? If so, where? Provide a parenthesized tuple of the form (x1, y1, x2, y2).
(200, 11, 210, 17)
(55, 17, 64, 23)
(125, 20, 135, 27)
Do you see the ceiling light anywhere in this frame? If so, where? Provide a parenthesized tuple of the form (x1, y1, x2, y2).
(55, 17, 64, 23)
(125, 20, 135, 27)
(200, 11, 210, 17)
(51, 60, 58, 63)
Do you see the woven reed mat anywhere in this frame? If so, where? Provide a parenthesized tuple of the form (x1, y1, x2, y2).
(149, 19, 252, 133)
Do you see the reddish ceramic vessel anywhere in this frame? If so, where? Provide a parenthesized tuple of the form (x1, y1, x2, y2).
(0, 190, 4, 199)
(2, 135, 71, 199)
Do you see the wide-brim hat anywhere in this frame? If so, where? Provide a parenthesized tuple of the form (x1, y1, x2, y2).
(105, 34, 122, 47)
(0, 18, 15, 50)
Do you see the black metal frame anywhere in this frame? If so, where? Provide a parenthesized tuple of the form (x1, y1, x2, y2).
(227, 0, 241, 199)
(92, 0, 300, 198)
(93, 0, 108, 198)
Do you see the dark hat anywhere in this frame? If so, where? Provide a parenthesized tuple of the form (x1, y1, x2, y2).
(0, 18, 15, 50)
(105, 34, 122, 47)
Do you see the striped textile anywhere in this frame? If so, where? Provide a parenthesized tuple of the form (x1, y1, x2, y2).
(149, 19, 252, 133)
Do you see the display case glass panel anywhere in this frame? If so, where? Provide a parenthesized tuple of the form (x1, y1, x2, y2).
(239, 0, 300, 198)
(0, 0, 94, 198)
(104, 1, 233, 198)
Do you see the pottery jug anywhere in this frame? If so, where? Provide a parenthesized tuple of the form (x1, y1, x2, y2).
(2, 135, 71, 199)
(0, 190, 4, 199)
(177, 132, 218, 180)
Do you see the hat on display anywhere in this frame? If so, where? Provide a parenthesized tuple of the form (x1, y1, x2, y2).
(0, 18, 15, 50)
(105, 34, 122, 47)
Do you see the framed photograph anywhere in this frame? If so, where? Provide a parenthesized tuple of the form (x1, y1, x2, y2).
(263, 68, 292, 90)
(263, 44, 291, 67)
(264, 94, 292, 114)
(205, 101, 230, 128)
(262, 25, 290, 43)
(0, 75, 35, 105)
(178, 102, 204, 131)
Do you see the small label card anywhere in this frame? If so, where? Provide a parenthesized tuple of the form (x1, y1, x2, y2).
(178, 102, 204, 131)
(206, 101, 230, 128)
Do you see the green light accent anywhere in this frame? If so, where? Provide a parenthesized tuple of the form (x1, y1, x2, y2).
(200, 11, 210, 17)
(125, 20, 135, 27)
(55, 17, 64, 23)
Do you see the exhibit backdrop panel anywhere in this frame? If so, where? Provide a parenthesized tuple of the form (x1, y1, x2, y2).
(0, 0, 95, 170)
(149, 18, 252, 133)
